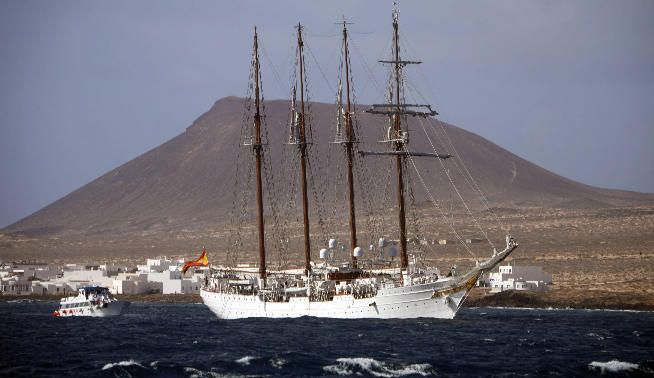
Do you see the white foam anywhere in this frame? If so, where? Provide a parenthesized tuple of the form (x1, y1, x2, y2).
(235, 355, 256, 366)
(586, 332, 605, 340)
(588, 360, 639, 373)
(184, 366, 202, 377)
(324, 365, 352, 375)
(584, 308, 652, 313)
(323, 357, 434, 377)
(101, 359, 145, 371)
(269, 358, 287, 369)
(183, 366, 225, 378)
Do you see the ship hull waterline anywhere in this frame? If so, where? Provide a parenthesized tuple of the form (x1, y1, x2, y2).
(201, 279, 473, 320)
(55, 301, 130, 317)
(201, 237, 516, 320)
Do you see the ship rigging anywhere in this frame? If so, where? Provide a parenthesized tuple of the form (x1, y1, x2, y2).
(201, 8, 518, 319)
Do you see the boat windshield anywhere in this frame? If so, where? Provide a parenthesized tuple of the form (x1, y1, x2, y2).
(81, 286, 109, 296)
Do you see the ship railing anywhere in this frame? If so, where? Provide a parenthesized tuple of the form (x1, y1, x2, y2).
(205, 279, 258, 295)
(381, 277, 404, 288)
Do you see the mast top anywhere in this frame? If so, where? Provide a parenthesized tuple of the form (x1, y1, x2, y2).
(393, 2, 399, 23)
(295, 23, 304, 47)
(336, 15, 354, 27)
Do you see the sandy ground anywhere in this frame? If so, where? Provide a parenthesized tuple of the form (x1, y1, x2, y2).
(1, 206, 653, 309)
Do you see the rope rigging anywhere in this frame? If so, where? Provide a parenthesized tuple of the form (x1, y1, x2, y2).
(260, 43, 288, 100)
(400, 41, 508, 232)
(260, 98, 290, 269)
(404, 84, 497, 250)
(224, 16, 512, 272)
(402, 142, 477, 259)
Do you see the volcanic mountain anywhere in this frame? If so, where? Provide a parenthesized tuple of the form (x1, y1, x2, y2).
(4, 96, 653, 239)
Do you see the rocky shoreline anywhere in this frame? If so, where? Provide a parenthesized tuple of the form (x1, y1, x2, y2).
(3, 289, 654, 311)
(464, 288, 654, 311)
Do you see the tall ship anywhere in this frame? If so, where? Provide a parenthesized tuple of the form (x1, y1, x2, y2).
(201, 9, 517, 319)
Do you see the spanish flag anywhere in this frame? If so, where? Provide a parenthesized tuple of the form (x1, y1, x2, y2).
(182, 247, 209, 274)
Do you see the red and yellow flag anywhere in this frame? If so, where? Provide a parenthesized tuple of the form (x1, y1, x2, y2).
(182, 247, 209, 274)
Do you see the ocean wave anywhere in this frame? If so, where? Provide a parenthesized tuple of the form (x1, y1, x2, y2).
(235, 355, 256, 366)
(587, 332, 605, 340)
(101, 359, 146, 371)
(269, 358, 287, 369)
(323, 357, 435, 377)
(588, 360, 639, 373)
(183, 366, 226, 377)
(6, 299, 36, 303)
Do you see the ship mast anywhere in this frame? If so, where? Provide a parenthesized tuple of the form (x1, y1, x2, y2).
(296, 23, 312, 276)
(390, 12, 408, 269)
(341, 21, 358, 268)
(252, 27, 266, 281)
(364, 8, 442, 271)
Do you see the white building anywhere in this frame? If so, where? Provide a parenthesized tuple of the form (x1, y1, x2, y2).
(0, 276, 32, 295)
(111, 257, 208, 295)
(12, 263, 119, 293)
(111, 272, 161, 295)
(487, 264, 552, 292)
(0, 262, 64, 295)
(31, 281, 73, 296)
(14, 263, 60, 281)
(1, 254, 209, 296)
(138, 257, 185, 273)
(163, 278, 202, 294)
(99, 263, 128, 276)
(59, 267, 114, 290)
(148, 269, 205, 294)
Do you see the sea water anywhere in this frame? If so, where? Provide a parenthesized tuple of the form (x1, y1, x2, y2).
(1, 300, 653, 377)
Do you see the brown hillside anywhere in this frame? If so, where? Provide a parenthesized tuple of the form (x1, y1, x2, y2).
(4, 96, 653, 238)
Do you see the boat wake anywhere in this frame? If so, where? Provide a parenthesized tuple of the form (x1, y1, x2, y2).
(322, 357, 435, 377)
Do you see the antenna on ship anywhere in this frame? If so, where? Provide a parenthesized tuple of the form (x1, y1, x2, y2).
(363, 7, 450, 271)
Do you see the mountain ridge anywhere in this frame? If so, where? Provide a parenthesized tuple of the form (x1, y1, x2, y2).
(4, 96, 653, 238)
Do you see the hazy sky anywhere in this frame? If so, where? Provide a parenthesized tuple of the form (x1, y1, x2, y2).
(1, 0, 653, 228)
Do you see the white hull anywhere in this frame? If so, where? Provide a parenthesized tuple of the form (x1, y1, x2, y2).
(201, 280, 469, 319)
(201, 236, 517, 320)
(56, 300, 130, 317)
(55, 287, 130, 317)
